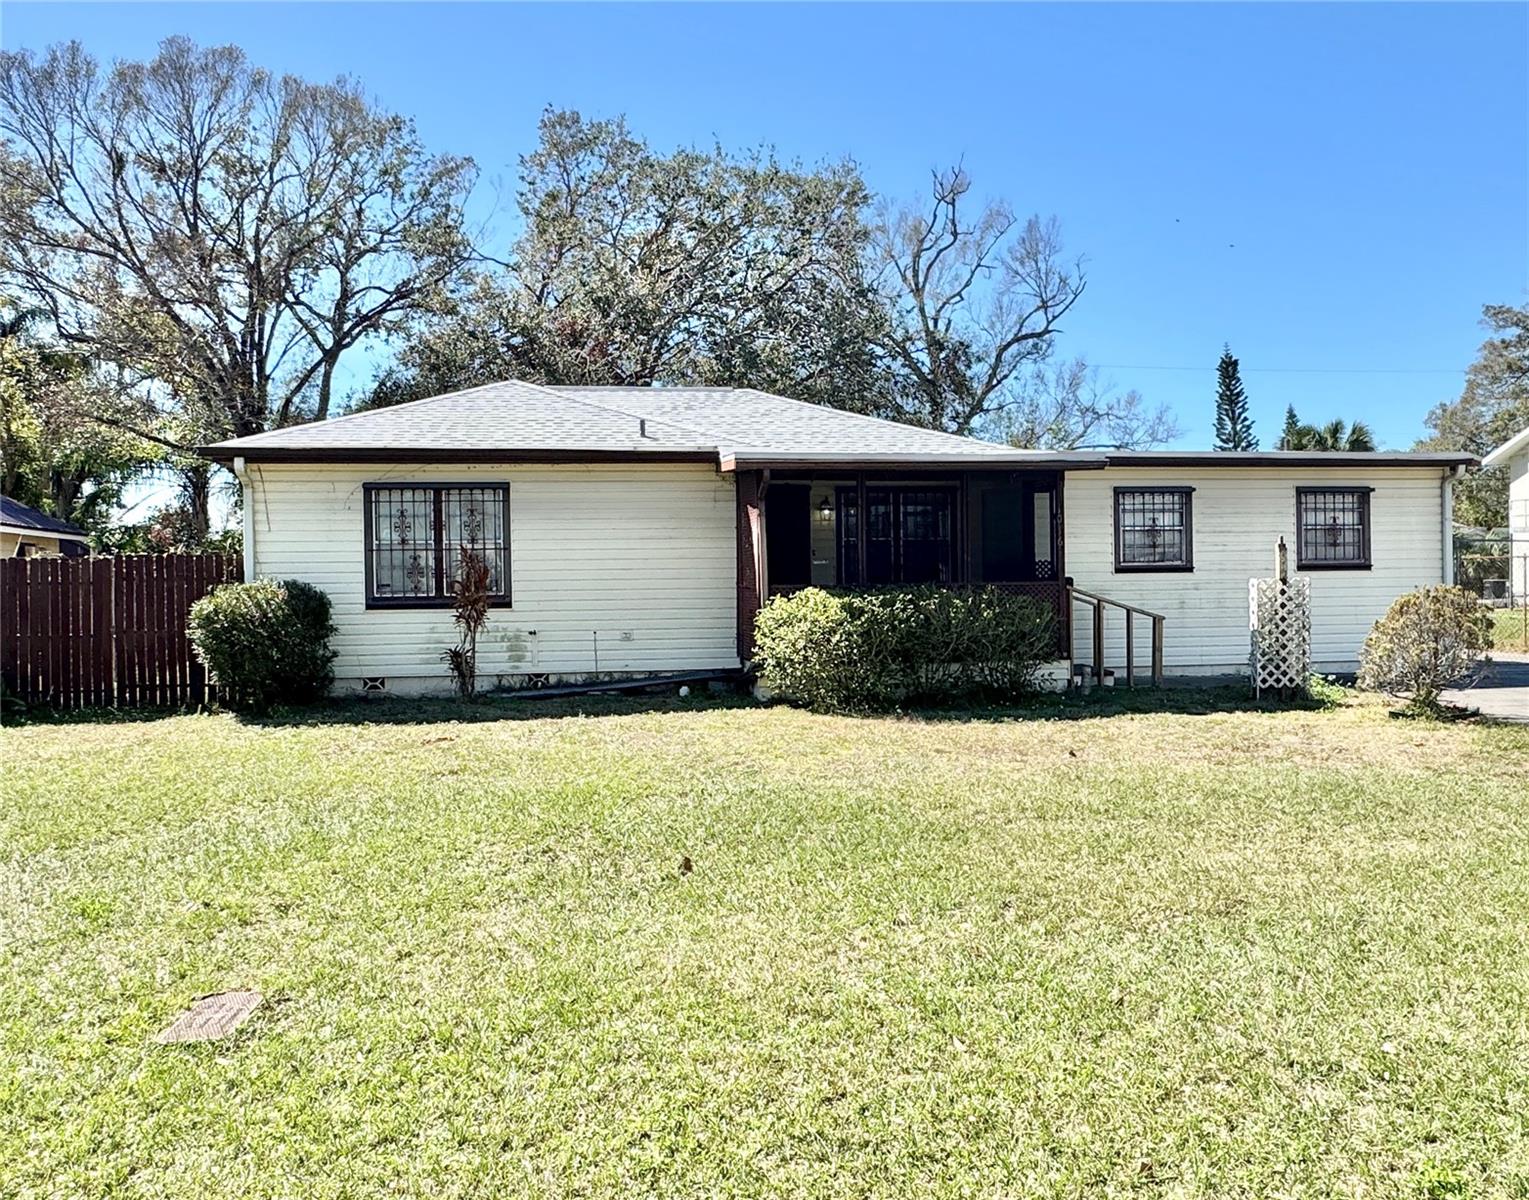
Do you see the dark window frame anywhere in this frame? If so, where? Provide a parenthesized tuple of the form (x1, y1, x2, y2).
(1295, 486, 1373, 571)
(363, 482, 512, 609)
(1113, 486, 1195, 573)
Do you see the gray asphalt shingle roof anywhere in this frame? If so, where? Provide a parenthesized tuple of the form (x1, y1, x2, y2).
(201, 380, 1090, 466)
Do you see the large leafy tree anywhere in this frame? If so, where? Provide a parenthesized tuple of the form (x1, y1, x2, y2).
(1418, 303, 1529, 529)
(0, 300, 155, 532)
(1212, 345, 1257, 450)
(367, 108, 884, 412)
(368, 113, 1176, 451)
(0, 36, 477, 454)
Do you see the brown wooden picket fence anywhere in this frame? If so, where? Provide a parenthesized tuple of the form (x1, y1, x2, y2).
(1, 554, 243, 710)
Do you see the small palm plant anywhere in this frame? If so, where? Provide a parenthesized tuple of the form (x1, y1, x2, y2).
(442, 547, 493, 698)
(1277, 413, 1377, 452)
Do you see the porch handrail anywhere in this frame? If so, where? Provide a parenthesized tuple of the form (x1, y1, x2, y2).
(1067, 585, 1165, 687)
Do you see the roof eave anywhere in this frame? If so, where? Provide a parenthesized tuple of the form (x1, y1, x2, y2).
(718, 450, 1109, 472)
(198, 445, 722, 466)
(1102, 452, 1479, 469)
(1482, 426, 1529, 468)
(0, 522, 88, 540)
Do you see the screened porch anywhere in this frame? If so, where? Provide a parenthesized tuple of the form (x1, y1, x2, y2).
(742, 469, 1071, 656)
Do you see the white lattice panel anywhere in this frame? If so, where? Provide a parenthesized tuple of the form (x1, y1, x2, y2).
(1249, 576, 1311, 695)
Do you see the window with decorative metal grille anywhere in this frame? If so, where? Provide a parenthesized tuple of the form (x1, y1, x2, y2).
(1296, 487, 1371, 569)
(1114, 487, 1193, 571)
(364, 483, 510, 606)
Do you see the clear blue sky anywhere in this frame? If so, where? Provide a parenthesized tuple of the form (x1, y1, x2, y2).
(5, 1, 1527, 451)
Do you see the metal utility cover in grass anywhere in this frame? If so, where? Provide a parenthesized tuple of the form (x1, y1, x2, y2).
(154, 991, 262, 1044)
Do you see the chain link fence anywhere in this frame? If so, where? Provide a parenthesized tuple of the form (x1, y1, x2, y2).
(1455, 530, 1529, 652)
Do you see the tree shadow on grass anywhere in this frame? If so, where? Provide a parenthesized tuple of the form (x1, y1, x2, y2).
(236, 683, 1336, 729)
(5, 683, 1345, 731)
(3, 690, 757, 730)
(868, 685, 1341, 725)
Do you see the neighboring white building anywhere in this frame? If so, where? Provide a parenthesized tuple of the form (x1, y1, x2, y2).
(1484, 425, 1529, 601)
(203, 382, 1476, 695)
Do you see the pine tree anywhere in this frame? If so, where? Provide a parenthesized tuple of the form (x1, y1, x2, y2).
(1213, 345, 1258, 450)
(1278, 405, 1301, 450)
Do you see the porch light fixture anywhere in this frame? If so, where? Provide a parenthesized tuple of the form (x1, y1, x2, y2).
(817, 496, 834, 524)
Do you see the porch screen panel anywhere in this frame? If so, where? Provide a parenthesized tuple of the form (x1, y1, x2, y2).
(898, 490, 953, 582)
(865, 489, 895, 584)
(370, 487, 438, 599)
(835, 487, 861, 585)
(977, 486, 1024, 582)
(836, 486, 954, 585)
(1297, 488, 1370, 568)
(1031, 490, 1056, 580)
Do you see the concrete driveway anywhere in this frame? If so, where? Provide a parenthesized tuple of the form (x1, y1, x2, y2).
(1441, 651, 1529, 723)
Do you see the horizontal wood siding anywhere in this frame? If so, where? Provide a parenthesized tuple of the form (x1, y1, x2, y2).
(1509, 454, 1529, 597)
(1065, 466, 1447, 673)
(245, 463, 740, 690)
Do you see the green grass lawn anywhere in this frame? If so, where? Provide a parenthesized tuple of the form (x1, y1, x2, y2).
(1493, 605, 1529, 651)
(4, 694, 1529, 1198)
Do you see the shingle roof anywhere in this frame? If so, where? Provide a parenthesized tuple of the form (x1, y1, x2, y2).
(546, 386, 1021, 458)
(0, 495, 87, 537)
(200, 380, 1104, 468)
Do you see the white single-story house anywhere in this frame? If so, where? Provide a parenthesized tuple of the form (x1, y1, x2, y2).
(1484, 425, 1529, 601)
(202, 382, 1477, 695)
(1, 496, 90, 559)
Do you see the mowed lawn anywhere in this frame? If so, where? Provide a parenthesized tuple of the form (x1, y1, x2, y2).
(3, 695, 1529, 1198)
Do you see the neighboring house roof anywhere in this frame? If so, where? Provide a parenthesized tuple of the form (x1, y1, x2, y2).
(1103, 450, 1478, 468)
(0, 495, 88, 539)
(199, 380, 1108, 469)
(1482, 425, 1529, 468)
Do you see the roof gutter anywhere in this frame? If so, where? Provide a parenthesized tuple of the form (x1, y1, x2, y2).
(1442, 462, 1466, 586)
(0, 523, 89, 542)
(198, 446, 722, 466)
(231, 456, 256, 580)
(1102, 452, 1480, 469)
(718, 450, 1110, 472)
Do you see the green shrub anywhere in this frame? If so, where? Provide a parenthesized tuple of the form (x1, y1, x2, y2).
(188, 578, 338, 713)
(1357, 585, 1491, 711)
(753, 585, 1057, 712)
(1305, 672, 1350, 709)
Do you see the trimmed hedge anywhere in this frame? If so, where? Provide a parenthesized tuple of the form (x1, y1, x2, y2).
(188, 579, 337, 713)
(753, 585, 1057, 712)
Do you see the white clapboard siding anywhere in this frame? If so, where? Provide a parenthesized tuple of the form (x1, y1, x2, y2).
(1064, 467, 1448, 674)
(1509, 452, 1529, 598)
(245, 463, 739, 691)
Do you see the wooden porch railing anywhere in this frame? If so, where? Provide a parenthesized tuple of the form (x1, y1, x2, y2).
(1068, 585, 1165, 688)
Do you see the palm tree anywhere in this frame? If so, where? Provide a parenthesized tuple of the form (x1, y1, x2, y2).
(1276, 412, 1377, 452)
